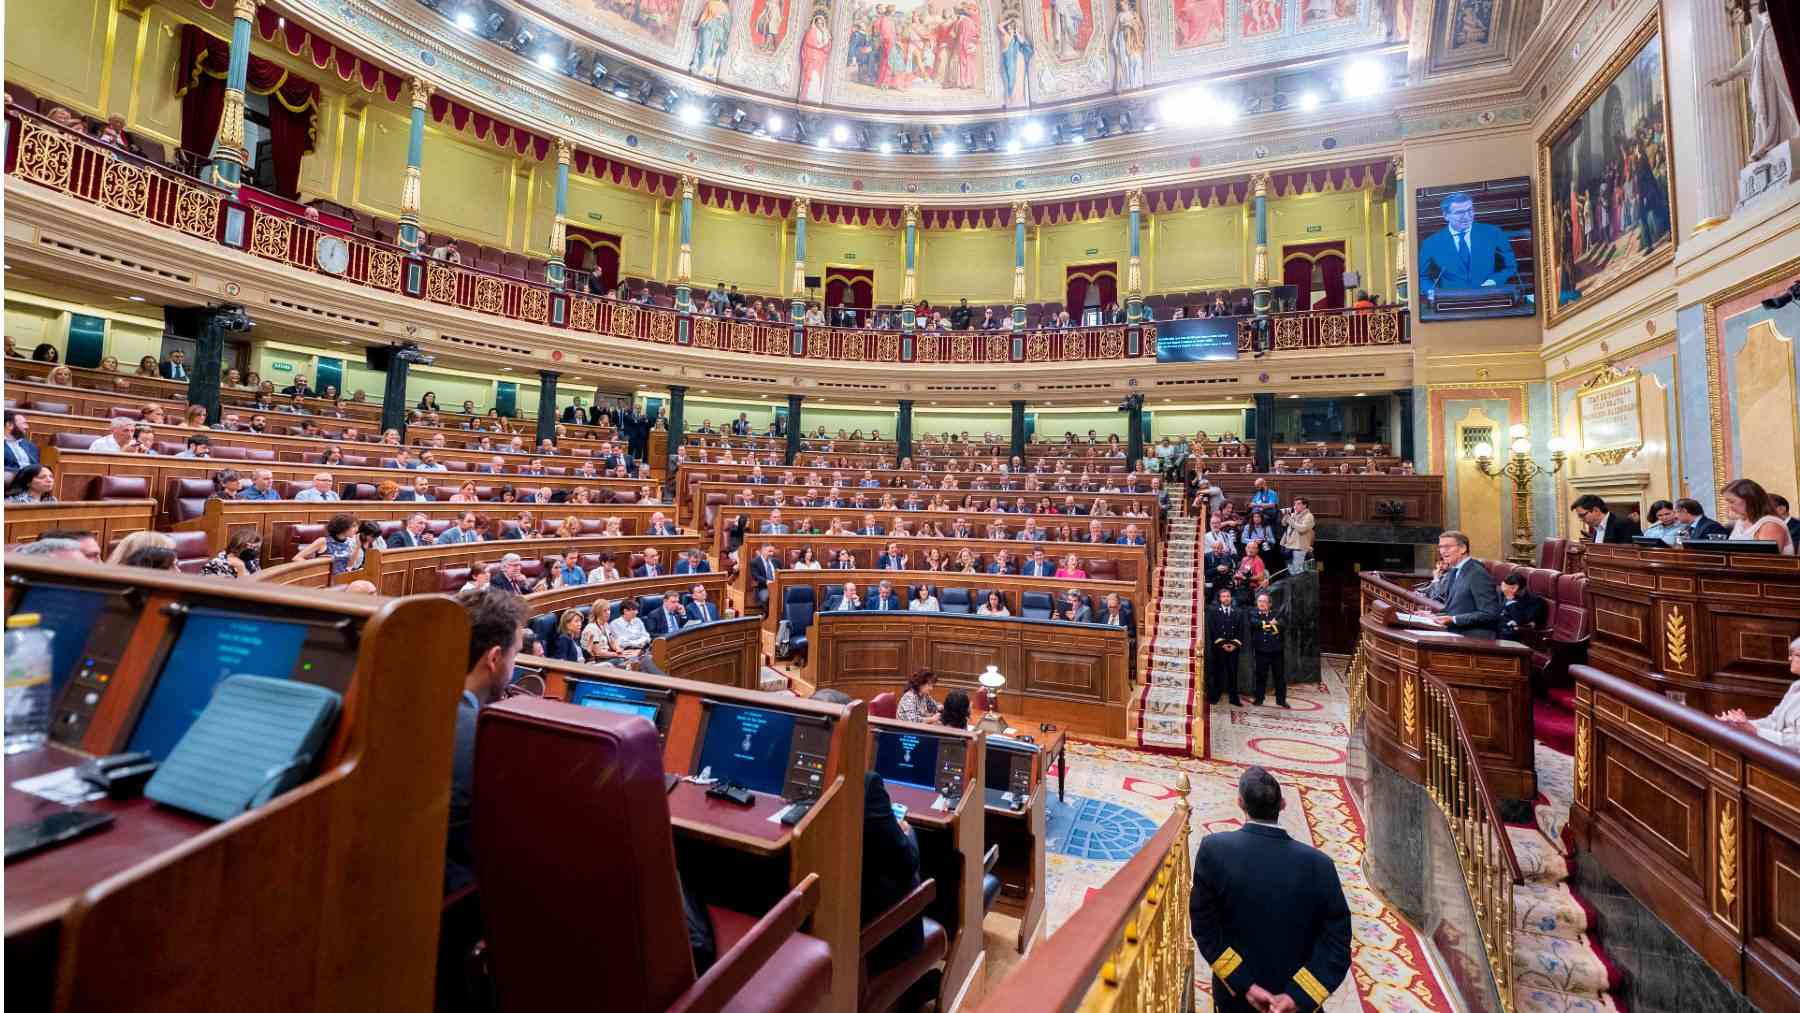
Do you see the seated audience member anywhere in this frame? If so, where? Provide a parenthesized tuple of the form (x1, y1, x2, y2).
(241, 469, 282, 501)
(1673, 497, 1727, 542)
(490, 554, 533, 594)
(592, 552, 623, 583)
(939, 690, 972, 730)
(445, 587, 531, 894)
(200, 530, 263, 579)
(87, 417, 138, 454)
(548, 609, 588, 662)
(685, 585, 721, 624)
(793, 545, 824, 570)
(34, 528, 102, 563)
(870, 579, 903, 611)
(674, 547, 712, 574)
(1060, 589, 1094, 623)
(105, 530, 177, 569)
(1641, 499, 1681, 544)
(633, 547, 665, 577)
(1055, 553, 1087, 579)
(835, 581, 866, 611)
(1716, 638, 1800, 750)
(5, 465, 57, 504)
(896, 669, 941, 722)
(909, 584, 940, 611)
(438, 512, 481, 545)
(1569, 494, 1642, 544)
(1498, 573, 1547, 639)
(294, 514, 364, 573)
(606, 598, 654, 661)
(649, 591, 691, 637)
(386, 512, 436, 548)
(211, 468, 246, 500)
(4, 410, 40, 471)
(1772, 494, 1800, 545)
(1722, 478, 1796, 554)
(976, 590, 1010, 616)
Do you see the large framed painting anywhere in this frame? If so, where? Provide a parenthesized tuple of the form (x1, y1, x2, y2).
(1536, 14, 1674, 327)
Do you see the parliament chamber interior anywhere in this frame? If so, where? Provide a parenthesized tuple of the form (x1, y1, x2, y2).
(3, 0, 1800, 1008)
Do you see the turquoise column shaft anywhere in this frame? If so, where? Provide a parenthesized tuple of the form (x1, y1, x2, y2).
(225, 16, 251, 92)
(396, 103, 427, 252)
(1128, 208, 1141, 259)
(1254, 193, 1267, 246)
(1014, 217, 1025, 266)
(680, 194, 694, 244)
(905, 221, 916, 269)
(554, 161, 569, 219)
(791, 212, 807, 323)
(207, 12, 254, 186)
(547, 158, 570, 288)
(795, 213, 807, 264)
(1394, 176, 1407, 233)
(406, 105, 425, 168)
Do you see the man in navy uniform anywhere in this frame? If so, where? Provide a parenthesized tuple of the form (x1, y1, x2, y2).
(1192, 766, 1351, 1013)
(1249, 592, 1288, 708)
(1206, 586, 1246, 707)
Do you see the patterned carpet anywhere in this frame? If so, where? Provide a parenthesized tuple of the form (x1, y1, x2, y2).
(1043, 740, 1455, 1012)
(1207, 659, 1353, 774)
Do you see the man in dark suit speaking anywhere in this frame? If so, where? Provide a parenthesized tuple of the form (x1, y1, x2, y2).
(1424, 530, 1502, 638)
(1419, 191, 1517, 300)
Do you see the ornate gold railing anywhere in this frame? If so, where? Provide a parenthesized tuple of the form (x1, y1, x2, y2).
(974, 775, 1193, 1013)
(7, 108, 1408, 365)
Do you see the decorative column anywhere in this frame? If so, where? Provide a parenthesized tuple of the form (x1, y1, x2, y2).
(791, 198, 810, 323)
(166, 306, 233, 423)
(901, 204, 920, 334)
(397, 78, 432, 254)
(1010, 400, 1027, 461)
(1125, 189, 1146, 323)
(897, 399, 914, 463)
(1250, 173, 1273, 315)
(785, 395, 804, 465)
(1253, 393, 1274, 473)
(1125, 394, 1145, 470)
(1396, 387, 1416, 465)
(535, 370, 560, 447)
(206, 0, 259, 189)
(666, 384, 687, 474)
(674, 174, 696, 312)
(1391, 158, 1409, 306)
(1011, 201, 1030, 326)
(546, 139, 571, 288)
(380, 354, 412, 440)
(1684, 0, 1749, 232)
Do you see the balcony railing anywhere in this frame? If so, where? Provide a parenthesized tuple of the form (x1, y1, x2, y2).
(7, 108, 1409, 365)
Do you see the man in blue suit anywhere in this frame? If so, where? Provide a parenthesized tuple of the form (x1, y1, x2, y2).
(675, 548, 712, 574)
(869, 579, 903, 611)
(1020, 547, 1055, 578)
(4, 411, 41, 470)
(1424, 530, 1502, 638)
(1418, 191, 1517, 300)
(684, 584, 721, 624)
(1191, 766, 1351, 1013)
(648, 591, 689, 637)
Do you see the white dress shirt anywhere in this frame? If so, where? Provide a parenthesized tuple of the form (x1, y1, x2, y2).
(1752, 681, 1800, 750)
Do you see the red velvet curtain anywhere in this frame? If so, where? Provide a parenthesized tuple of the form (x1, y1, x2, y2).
(825, 268, 874, 311)
(1280, 241, 1346, 310)
(1065, 263, 1117, 318)
(1771, 4, 1800, 116)
(175, 25, 319, 198)
(564, 225, 622, 292)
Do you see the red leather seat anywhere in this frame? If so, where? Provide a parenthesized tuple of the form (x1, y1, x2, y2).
(168, 531, 211, 573)
(108, 406, 143, 420)
(52, 432, 98, 450)
(210, 445, 249, 460)
(611, 490, 639, 504)
(473, 698, 833, 1013)
(1539, 573, 1592, 689)
(89, 476, 150, 500)
(438, 566, 470, 592)
(27, 400, 71, 414)
(282, 523, 327, 560)
(868, 692, 898, 719)
(1538, 538, 1568, 572)
(167, 478, 215, 522)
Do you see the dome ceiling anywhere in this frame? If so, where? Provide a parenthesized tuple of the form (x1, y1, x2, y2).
(502, 0, 1415, 114)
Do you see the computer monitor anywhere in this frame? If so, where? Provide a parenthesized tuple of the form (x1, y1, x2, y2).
(1681, 538, 1781, 555)
(986, 736, 1036, 796)
(692, 702, 799, 797)
(126, 611, 313, 762)
(566, 679, 671, 738)
(12, 583, 107, 700)
(1630, 536, 1670, 548)
(873, 728, 942, 791)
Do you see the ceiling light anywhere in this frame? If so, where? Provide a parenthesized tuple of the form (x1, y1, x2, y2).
(126, 295, 146, 302)
(276, 16, 286, 27)
(766, 113, 784, 132)
(1298, 90, 1321, 112)
(878, 140, 893, 154)
(1005, 138, 1021, 154)
(815, 137, 830, 150)
(332, 340, 352, 346)
(501, 367, 514, 372)
(1213, 102, 1239, 127)
(941, 141, 958, 156)
(535, 51, 556, 71)
(454, 10, 476, 30)
(1021, 121, 1045, 144)
(1069, 133, 1085, 144)
(1289, 394, 1300, 399)
(1343, 59, 1385, 98)
(831, 123, 849, 144)
(678, 102, 704, 125)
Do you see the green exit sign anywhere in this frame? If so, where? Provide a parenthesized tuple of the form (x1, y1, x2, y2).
(271, 362, 294, 372)
(586, 212, 605, 222)
(1306, 225, 1324, 233)
(1085, 247, 1100, 256)
(843, 252, 857, 261)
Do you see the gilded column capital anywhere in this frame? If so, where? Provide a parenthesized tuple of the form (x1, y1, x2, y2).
(231, 0, 259, 23)
(1251, 173, 1270, 199)
(793, 196, 810, 220)
(408, 78, 433, 110)
(555, 138, 572, 166)
(1011, 200, 1030, 223)
(902, 204, 921, 227)
(1391, 156, 1405, 181)
(679, 175, 697, 200)
(1126, 189, 1145, 214)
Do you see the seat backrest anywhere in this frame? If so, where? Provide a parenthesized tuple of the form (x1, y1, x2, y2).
(52, 432, 97, 450)
(108, 406, 143, 420)
(27, 401, 71, 414)
(1021, 591, 1054, 619)
(90, 475, 150, 500)
(1538, 538, 1568, 572)
(1087, 558, 1119, 580)
(473, 698, 695, 1011)
(528, 613, 560, 645)
(210, 445, 249, 460)
(168, 530, 211, 571)
(940, 587, 972, 613)
(869, 692, 898, 718)
(439, 566, 472, 592)
(1525, 566, 1558, 605)
(1552, 573, 1591, 640)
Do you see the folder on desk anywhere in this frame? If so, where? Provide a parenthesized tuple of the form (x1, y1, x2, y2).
(145, 676, 343, 822)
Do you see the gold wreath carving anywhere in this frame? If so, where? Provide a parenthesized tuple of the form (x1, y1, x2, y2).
(1401, 675, 1418, 739)
(1665, 611, 1690, 670)
(1718, 800, 1738, 908)
(1575, 714, 1590, 801)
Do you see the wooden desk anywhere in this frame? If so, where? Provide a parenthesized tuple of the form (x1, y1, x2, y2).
(715, 505, 1158, 565)
(815, 611, 1129, 739)
(2, 557, 466, 1012)
(357, 534, 701, 596)
(1577, 543, 1800, 714)
(869, 719, 987, 1008)
(688, 480, 1162, 536)
(983, 731, 1061, 953)
(650, 616, 763, 689)
(1208, 473, 1444, 526)
(0, 499, 156, 550)
(1570, 664, 1800, 1010)
(517, 660, 868, 1012)
(1357, 593, 1536, 801)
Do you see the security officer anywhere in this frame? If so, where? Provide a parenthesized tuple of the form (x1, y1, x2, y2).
(1206, 586, 1246, 707)
(1192, 766, 1352, 1013)
(1250, 592, 1288, 709)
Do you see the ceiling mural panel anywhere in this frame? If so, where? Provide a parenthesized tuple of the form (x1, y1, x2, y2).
(506, 0, 1413, 110)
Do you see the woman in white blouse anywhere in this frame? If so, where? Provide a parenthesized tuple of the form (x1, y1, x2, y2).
(976, 590, 1011, 616)
(1717, 637, 1800, 750)
(1722, 478, 1795, 554)
(909, 584, 940, 611)
(896, 669, 941, 723)
(793, 545, 824, 570)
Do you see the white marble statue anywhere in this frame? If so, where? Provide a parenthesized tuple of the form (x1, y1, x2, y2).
(1711, 8, 1800, 162)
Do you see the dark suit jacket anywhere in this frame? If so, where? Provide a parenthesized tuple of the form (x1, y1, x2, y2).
(675, 559, 712, 574)
(685, 601, 720, 624)
(1434, 559, 1503, 637)
(1500, 591, 1547, 638)
(1208, 606, 1246, 652)
(632, 564, 663, 578)
(988, 562, 1017, 575)
(1419, 221, 1518, 293)
(648, 607, 688, 637)
(1019, 559, 1055, 577)
(1593, 512, 1644, 544)
(862, 772, 923, 973)
(1685, 515, 1728, 541)
(445, 692, 480, 894)
(876, 554, 909, 570)
(489, 572, 529, 595)
(1190, 823, 1352, 1013)
(868, 593, 903, 611)
(4, 437, 41, 470)
(549, 634, 584, 663)
(750, 557, 779, 588)
(385, 529, 427, 549)
(159, 360, 189, 380)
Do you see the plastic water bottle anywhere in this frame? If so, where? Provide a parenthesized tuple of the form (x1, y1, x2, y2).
(4, 614, 55, 754)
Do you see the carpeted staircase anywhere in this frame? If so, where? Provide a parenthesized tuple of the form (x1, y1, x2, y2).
(1130, 498, 1204, 755)
(1506, 744, 1625, 1013)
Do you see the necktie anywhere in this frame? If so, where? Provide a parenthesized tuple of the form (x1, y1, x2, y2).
(1458, 233, 1471, 271)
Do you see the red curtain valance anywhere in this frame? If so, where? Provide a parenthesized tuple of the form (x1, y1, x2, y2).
(428, 93, 552, 160)
(173, 24, 320, 198)
(253, 8, 405, 103)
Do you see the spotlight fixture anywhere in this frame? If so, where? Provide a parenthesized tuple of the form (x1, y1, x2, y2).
(879, 139, 893, 154)
(482, 11, 506, 36)
(1069, 132, 1085, 144)
(563, 50, 584, 76)
(765, 112, 785, 132)
(1298, 90, 1321, 112)
(678, 102, 704, 125)
(509, 27, 535, 52)
(454, 10, 476, 30)
(1021, 120, 1045, 144)
(534, 51, 556, 71)
(1342, 59, 1385, 98)
(831, 123, 849, 144)
(1213, 101, 1239, 127)
(612, 83, 631, 99)
(589, 60, 609, 85)
(731, 107, 747, 125)
(815, 137, 831, 150)
(1005, 137, 1021, 154)
(941, 140, 958, 156)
